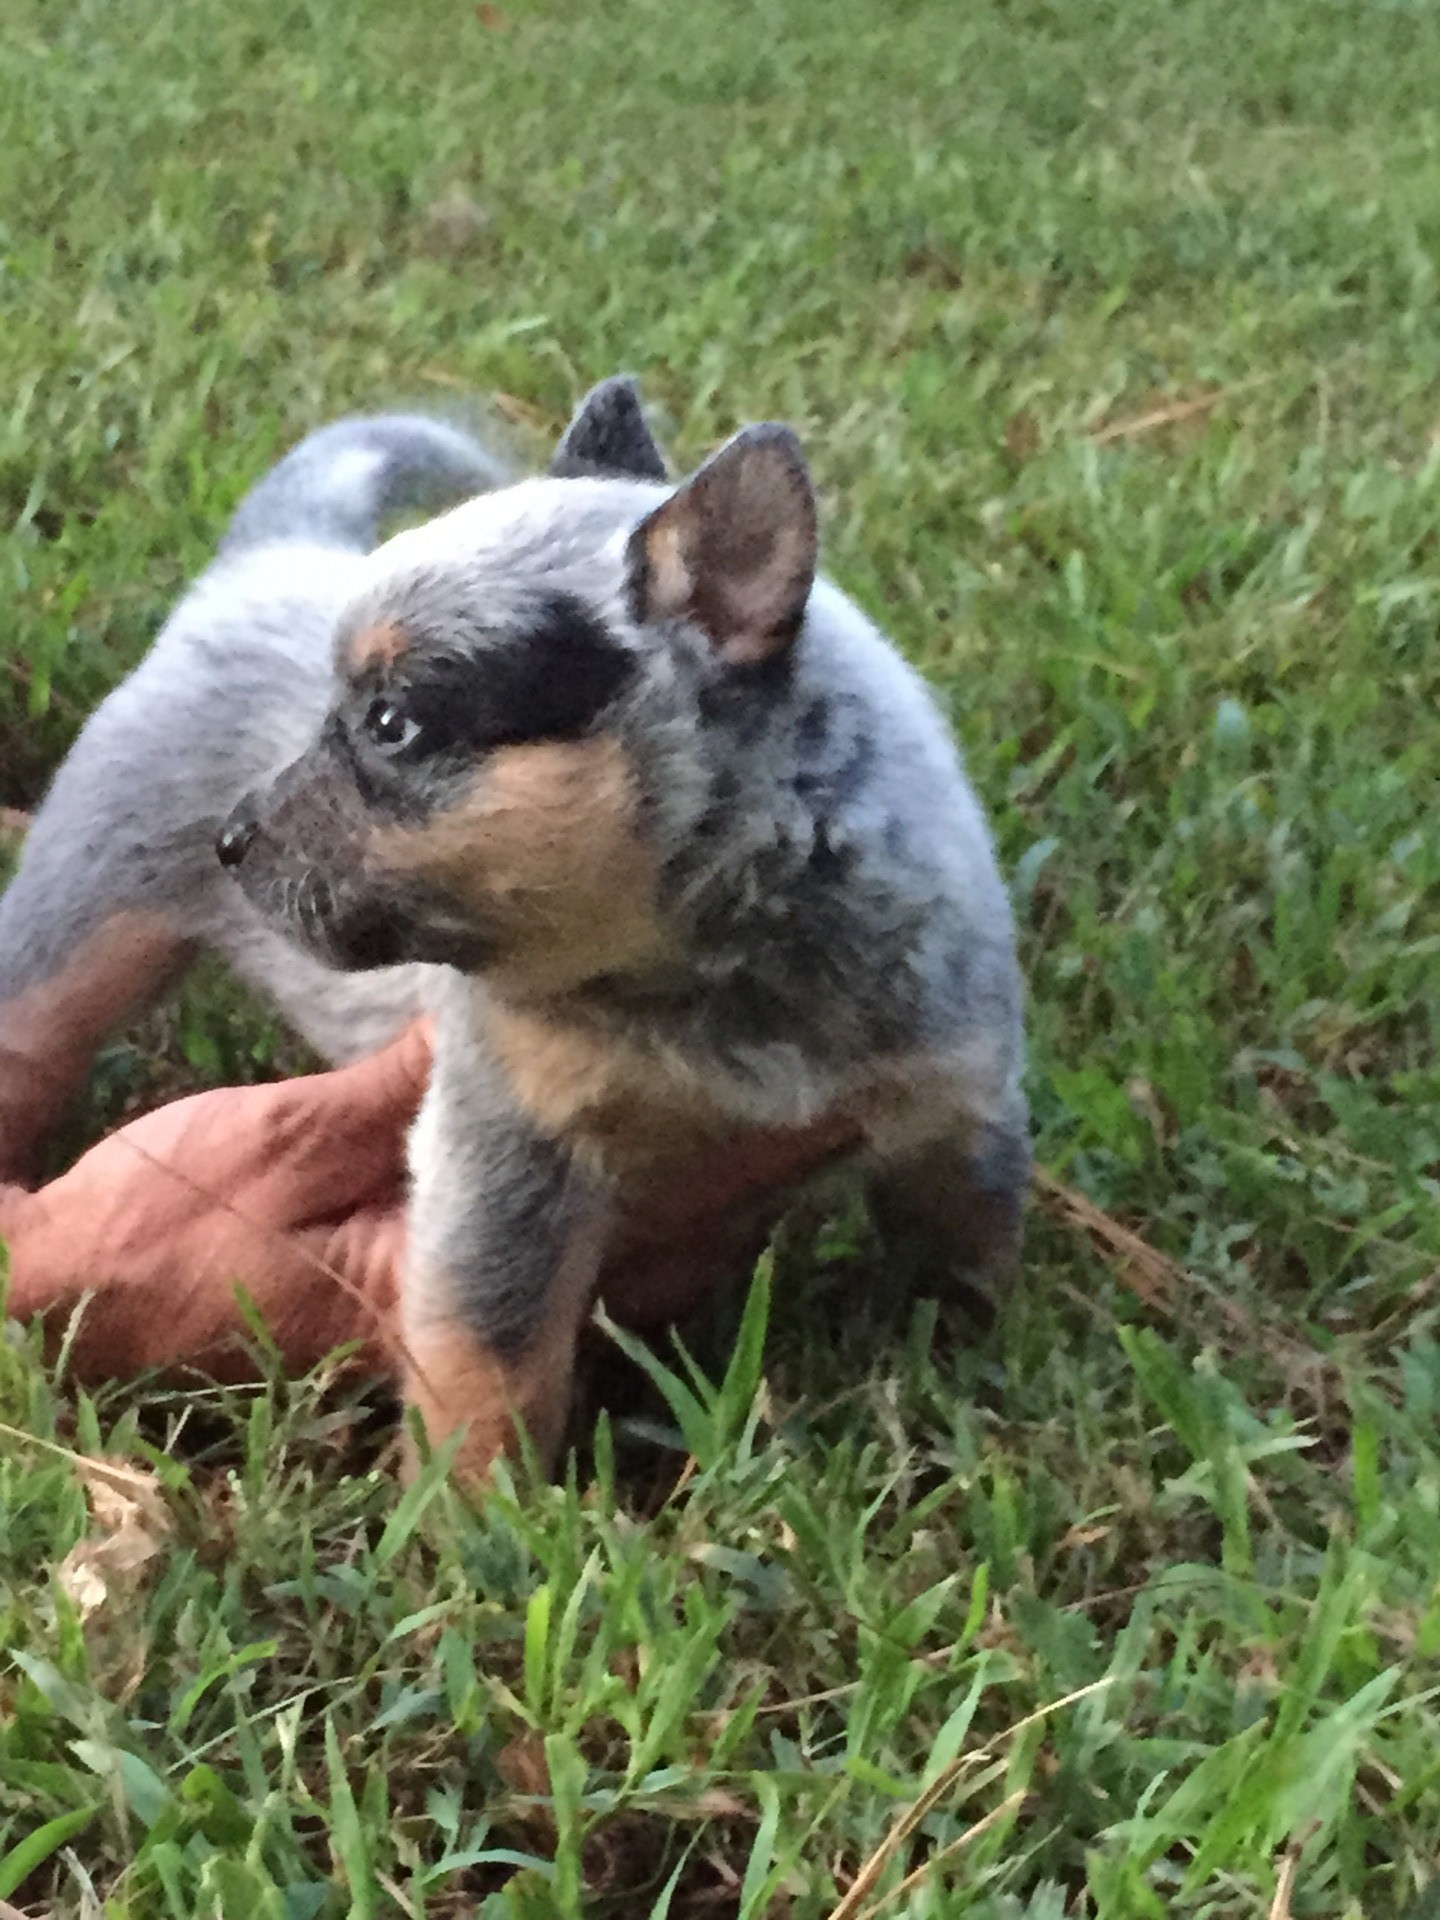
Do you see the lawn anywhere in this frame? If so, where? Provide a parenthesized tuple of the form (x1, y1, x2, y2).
(2, 0, 1439, 1912)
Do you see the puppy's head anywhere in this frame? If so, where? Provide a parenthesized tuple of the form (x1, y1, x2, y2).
(220, 377, 819, 1000)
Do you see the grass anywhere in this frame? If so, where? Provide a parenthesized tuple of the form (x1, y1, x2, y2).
(2, 0, 1439, 1910)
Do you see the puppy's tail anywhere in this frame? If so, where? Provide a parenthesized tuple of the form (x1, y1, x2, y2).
(218, 414, 509, 558)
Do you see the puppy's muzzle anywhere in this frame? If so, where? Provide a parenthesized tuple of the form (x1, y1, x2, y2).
(215, 780, 484, 973)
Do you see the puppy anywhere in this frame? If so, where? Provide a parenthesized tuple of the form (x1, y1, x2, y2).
(0, 380, 1029, 1482)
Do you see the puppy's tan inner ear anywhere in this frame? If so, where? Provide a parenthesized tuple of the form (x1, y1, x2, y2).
(630, 424, 818, 665)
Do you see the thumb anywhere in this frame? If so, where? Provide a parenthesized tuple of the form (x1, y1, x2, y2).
(308, 1019, 435, 1144)
(252, 1019, 436, 1220)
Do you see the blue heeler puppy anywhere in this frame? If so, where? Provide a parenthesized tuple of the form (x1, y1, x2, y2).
(0, 379, 1029, 1483)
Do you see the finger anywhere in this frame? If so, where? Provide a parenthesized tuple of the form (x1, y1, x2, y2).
(630, 1112, 862, 1243)
(0, 1184, 230, 1377)
(51, 1022, 428, 1257)
(600, 1235, 755, 1330)
(310, 1205, 408, 1368)
(0, 1183, 49, 1316)
(10, 1191, 407, 1385)
(308, 1019, 435, 1143)
(179, 1207, 403, 1378)
(0, 1181, 30, 1238)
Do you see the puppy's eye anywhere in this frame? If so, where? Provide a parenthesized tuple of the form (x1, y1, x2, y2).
(364, 698, 422, 754)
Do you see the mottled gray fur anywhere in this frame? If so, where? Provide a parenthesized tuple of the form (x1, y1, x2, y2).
(326, 467, 1025, 1125)
(0, 380, 1029, 1430)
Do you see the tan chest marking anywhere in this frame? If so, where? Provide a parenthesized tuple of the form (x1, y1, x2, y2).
(485, 1002, 723, 1175)
(486, 1005, 991, 1195)
(485, 998, 881, 1196)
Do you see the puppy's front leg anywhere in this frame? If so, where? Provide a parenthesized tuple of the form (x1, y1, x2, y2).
(400, 1037, 609, 1487)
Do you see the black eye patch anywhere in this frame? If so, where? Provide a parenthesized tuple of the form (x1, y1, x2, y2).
(350, 592, 636, 762)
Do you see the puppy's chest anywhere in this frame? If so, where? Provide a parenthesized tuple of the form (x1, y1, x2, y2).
(485, 1002, 746, 1172)
(480, 998, 960, 1190)
(485, 1001, 868, 1182)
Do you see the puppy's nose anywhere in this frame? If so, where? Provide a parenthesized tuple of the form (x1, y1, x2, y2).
(216, 809, 260, 869)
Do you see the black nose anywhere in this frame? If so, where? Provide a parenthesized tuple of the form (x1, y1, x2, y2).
(217, 811, 259, 869)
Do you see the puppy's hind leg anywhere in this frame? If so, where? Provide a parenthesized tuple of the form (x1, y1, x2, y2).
(0, 898, 192, 1181)
(0, 692, 231, 1179)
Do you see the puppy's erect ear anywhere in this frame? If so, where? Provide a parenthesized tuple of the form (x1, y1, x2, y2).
(551, 376, 668, 482)
(626, 424, 818, 666)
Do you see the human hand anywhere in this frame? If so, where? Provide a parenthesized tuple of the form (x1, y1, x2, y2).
(598, 1108, 861, 1328)
(0, 1016, 860, 1388)
(0, 1021, 433, 1382)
